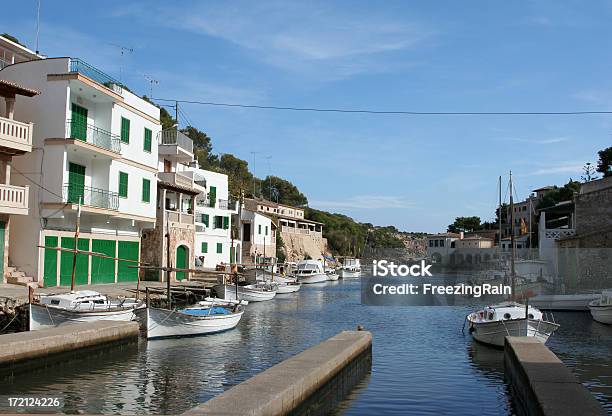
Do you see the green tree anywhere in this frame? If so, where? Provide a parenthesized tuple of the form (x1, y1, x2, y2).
(537, 180, 581, 209)
(142, 96, 176, 130)
(596, 146, 612, 178)
(261, 176, 308, 206)
(182, 126, 219, 170)
(219, 154, 254, 196)
(447, 216, 481, 233)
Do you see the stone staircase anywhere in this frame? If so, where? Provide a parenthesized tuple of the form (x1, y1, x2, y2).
(5, 265, 38, 288)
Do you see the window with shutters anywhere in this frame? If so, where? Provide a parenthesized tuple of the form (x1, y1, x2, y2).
(223, 216, 229, 229)
(216, 243, 223, 253)
(142, 178, 150, 202)
(214, 215, 223, 229)
(201, 242, 208, 253)
(265, 226, 268, 235)
(119, 172, 128, 198)
(203, 214, 210, 227)
(143, 128, 152, 152)
(258, 224, 262, 234)
(120, 117, 130, 143)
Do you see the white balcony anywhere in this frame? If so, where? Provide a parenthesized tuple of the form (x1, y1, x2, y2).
(158, 128, 194, 162)
(0, 184, 29, 215)
(0, 115, 33, 154)
(158, 171, 197, 190)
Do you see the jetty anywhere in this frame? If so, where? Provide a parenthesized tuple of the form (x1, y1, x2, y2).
(183, 330, 373, 416)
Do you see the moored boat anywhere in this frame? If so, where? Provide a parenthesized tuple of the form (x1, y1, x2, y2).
(467, 301, 560, 347)
(589, 290, 612, 324)
(276, 282, 302, 294)
(530, 293, 601, 311)
(135, 299, 246, 339)
(295, 260, 328, 284)
(339, 258, 361, 278)
(29, 291, 143, 331)
(213, 283, 277, 302)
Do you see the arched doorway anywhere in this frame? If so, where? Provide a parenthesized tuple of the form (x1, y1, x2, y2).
(176, 245, 188, 281)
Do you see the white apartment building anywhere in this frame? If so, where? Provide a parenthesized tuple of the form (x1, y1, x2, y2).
(0, 35, 40, 70)
(189, 168, 236, 268)
(0, 57, 160, 287)
(238, 206, 276, 265)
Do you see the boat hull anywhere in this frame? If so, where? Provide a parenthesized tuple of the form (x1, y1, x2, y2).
(29, 303, 140, 331)
(470, 318, 559, 347)
(339, 269, 361, 278)
(297, 273, 329, 284)
(213, 284, 276, 302)
(530, 294, 600, 311)
(589, 304, 612, 324)
(276, 283, 301, 294)
(137, 307, 244, 339)
(326, 273, 340, 281)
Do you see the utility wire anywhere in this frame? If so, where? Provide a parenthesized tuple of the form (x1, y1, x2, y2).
(152, 98, 612, 116)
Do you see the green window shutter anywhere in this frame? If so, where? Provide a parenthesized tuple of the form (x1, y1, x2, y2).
(121, 117, 130, 143)
(142, 178, 150, 202)
(223, 216, 229, 229)
(201, 242, 208, 253)
(265, 226, 268, 235)
(119, 172, 128, 198)
(67, 162, 85, 204)
(209, 186, 216, 207)
(203, 214, 209, 227)
(258, 224, 261, 234)
(70, 103, 88, 141)
(143, 128, 152, 152)
(216, 243, 223, 254)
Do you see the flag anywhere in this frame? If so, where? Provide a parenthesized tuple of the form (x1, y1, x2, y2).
(520, 218, 528, 235)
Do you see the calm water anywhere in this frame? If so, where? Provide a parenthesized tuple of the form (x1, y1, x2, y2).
(2, 279, 611, 415)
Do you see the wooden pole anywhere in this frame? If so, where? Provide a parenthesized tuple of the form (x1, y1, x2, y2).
(70, 196, 82, 292)
(166, 214, 172, 309)
(235, 191, 243, 301)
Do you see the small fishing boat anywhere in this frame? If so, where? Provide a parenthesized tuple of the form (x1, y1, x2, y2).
(589, 290, 612, 324)
(326, 271, 340, 281)
(276, 282, 302, 294)
(530, 293, 601, 311)
(295, 260, 328, 284)
(213, 282, 277, 302)
(29, 290, 143, 331)
(338, 258, 361, 278)
(135, 299, 246, 339)
(467, 301, 560, 347)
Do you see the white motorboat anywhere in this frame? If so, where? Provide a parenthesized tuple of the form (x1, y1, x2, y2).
(338, 258, 361, 278)
(326, 271, 340, 281)
(135, 299, 246, 339)
(467, 301, 560, 347)
(295, 260, 328, 284)
(213, 283, 277, 302)
(29, 290, 143, 331)
(530, 293, 601, 311)
(589, 290, 612, 325)
(276, 282, 302, 294)
(273, 274, 297, 284)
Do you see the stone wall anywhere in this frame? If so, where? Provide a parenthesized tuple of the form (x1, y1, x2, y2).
(141, 224, 195, 282)
(280, 231, 328, 262)
(575, 178, 612, 236)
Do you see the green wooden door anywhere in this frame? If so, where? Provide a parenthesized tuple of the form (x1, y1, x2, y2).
(68, 162, 86, 204)
(59, 237, 89, 286)
(230, 246, 235, 264)
(175, 245, 187, 281)
(0, 222, 5, 279)
(71, 103, 88, 141)
(43, 236, 58, 287)
(91, 239, 116, 284)
(117, 241, 139, 282)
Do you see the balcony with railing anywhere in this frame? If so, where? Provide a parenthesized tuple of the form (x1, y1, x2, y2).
(218, 198, 237, 211)
(63, 183, 119, 211)
(65, 120, 121, 154)
(158, 171, 197, 190)
(0, 115, 33, 153)
(158, 128, 193, 162)
(0, 184, 29, 215)
(69, 58, 123, 94)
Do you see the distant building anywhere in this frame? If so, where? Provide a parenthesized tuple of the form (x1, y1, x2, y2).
(426, 232, 461, 265)
(0, 35, 41, 69)
(237, 201, 276, 265)
(456, 235, 494, 249)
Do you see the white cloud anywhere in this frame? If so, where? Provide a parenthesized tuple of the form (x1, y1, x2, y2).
(311, 195, 414, 210)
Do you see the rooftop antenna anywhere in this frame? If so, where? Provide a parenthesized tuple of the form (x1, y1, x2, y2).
(144, 75, 159, 98)
(108, 43, 134, 82)
(35, 0, 41, 54)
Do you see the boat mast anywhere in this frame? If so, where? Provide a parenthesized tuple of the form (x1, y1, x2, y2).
(236, 191, 243, 301)
(70, 196, 82, 292)
(509, 171, 516, 301)
(498, 176, 502, 254)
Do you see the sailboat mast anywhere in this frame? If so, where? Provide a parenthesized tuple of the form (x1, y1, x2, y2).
(70, 196, 82, 292)
(498, 176, 502, 250)
(509, 171, 516, 300)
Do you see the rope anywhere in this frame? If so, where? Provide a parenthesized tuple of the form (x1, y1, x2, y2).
(0, 312, 19, 333)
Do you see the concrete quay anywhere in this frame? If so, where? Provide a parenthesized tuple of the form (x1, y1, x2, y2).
(504, 336, 605, 416)
(182, 330, 373, 416)
(0, 320, 139, 367)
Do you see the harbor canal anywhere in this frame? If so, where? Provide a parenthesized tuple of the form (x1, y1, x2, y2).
(2, 278, 611, 415)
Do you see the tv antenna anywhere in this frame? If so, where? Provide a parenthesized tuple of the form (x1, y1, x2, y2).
(144, 75, 159, 98)
(108, 43, 134, 82)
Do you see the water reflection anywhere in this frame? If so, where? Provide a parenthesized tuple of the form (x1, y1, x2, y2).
(1, 279, 610, 415)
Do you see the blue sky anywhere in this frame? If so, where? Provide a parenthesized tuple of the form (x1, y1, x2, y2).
(3, 0, 611, 232)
